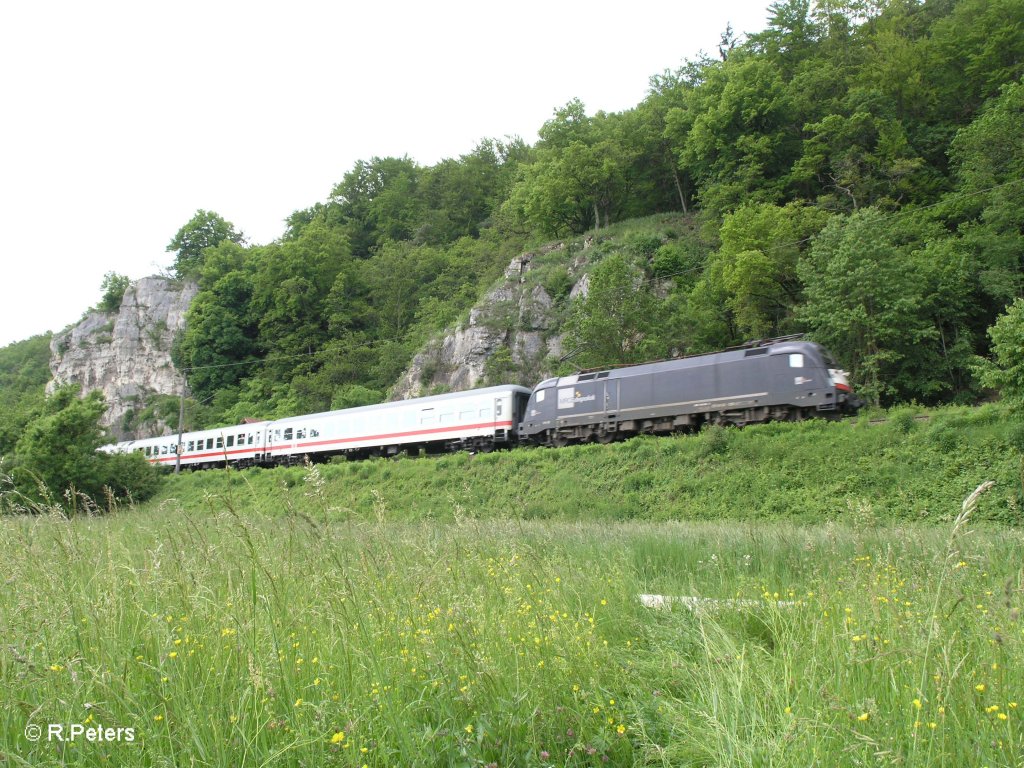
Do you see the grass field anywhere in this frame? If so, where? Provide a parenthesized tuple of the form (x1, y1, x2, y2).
(1, 405, 1023, 766)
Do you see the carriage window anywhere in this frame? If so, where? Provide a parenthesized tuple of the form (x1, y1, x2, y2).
(421, 408, 436, 425)
(145, 447, 151, 457)
(296, 428, 306, 439)
(248, 434, 255, 445)
(577, 373, 596, 381)
(187, 441, 195, 451)
(283, 428, 293, 441)
(160, 446, 168, 455)
(216, 437, 223, 449)
(206, 438, 214, 449)
(226, 436, 234, 448)
(596, 372, 609, 379)
(789, 353, 805, 368)
(496, 401, 503, 415)
(536, 390, 546, 402)
(237, 433, 245, 445)
(310, 428, 319, 437)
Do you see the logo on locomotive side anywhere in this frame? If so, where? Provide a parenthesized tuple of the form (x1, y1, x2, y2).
(557, 388, 597, 409)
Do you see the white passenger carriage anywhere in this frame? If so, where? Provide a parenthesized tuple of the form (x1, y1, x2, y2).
(262, 385, 532, 463)
(112, 421, 272, 469)
(106, 385, 532, 469)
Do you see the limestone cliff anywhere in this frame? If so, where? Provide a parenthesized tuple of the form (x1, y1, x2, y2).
(48, 276, 197, 440)
(390, 240, 595, 400)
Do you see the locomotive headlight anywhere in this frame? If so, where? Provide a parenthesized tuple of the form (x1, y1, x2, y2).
(829, 368, 852, 392)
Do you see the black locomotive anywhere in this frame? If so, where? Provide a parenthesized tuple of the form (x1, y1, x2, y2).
(518, 338, 861, 447)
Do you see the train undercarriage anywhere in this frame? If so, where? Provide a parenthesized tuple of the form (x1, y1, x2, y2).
(531, 402, 844, 448)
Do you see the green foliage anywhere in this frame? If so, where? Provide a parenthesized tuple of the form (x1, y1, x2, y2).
(887, 405, 919, 435)
(797, 208, 974, 404)
(698, 424, 730, 457)
(10, 385, 160, 506)
(563, 254, 661, 368)
(483, 345, 516, 387)
(506, 101, 641, 236)
(330, 384, 383, 411)
(97, 272, 131, 312)
(974, 298, 1024, 410)
(0, 334, 52, 458)
(948, 78, 1024, 303)
(699, 202, 830, 338)
(167, 209, 245, 279)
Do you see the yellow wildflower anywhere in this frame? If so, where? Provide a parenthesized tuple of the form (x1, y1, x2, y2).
(330, 731, 345, 744)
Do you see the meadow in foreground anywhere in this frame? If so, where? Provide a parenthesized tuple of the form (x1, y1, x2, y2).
(1, 475, 1022, 767)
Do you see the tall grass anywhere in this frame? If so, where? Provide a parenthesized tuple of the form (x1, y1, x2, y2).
(1, 471, 1022, 766)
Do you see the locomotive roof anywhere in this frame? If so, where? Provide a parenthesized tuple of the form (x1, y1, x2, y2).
(534, 340, 829, 391)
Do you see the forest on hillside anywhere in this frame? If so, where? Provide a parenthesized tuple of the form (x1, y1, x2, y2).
(7, 0, 1024, 448)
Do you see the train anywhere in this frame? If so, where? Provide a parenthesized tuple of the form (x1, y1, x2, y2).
(104, 338, 861, 469)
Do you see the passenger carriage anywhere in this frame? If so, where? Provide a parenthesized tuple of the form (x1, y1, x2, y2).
(262, 385, 532, 463)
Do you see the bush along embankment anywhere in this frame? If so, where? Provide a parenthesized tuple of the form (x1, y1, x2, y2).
(146, 404, 1023, 525)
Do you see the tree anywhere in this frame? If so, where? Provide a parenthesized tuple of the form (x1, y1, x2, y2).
(97, 272, 131, 312)
(330, 157, 422, 257)
(679, 55, 799, 217)
(11, 385, 160, 505)
(563, 254, 661, 368)
(167, 210, 245, 279)
(948, 78, 1024, 303)
(172, 276, 259, 399)
(506, 102, 633, 235)
(974, 298, 1024, 411)
(0, 334, 52, 459)
(797, 208, 961, 404)
(701, 202, 830, 338)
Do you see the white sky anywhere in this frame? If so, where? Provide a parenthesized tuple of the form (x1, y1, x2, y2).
(0, 0, 771, 348)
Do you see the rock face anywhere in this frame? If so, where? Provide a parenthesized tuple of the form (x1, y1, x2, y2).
(391, 241, 592, 400)
(48, 277, 198, 440)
